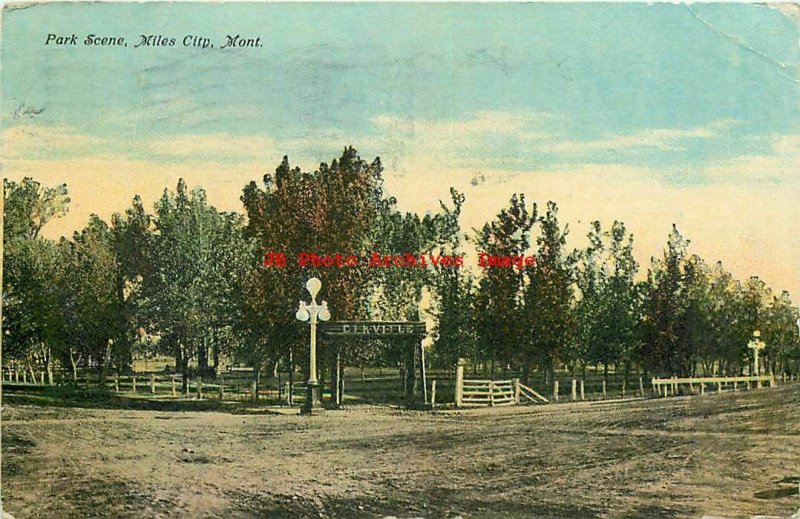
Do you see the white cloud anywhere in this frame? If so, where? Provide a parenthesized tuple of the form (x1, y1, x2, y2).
(371, 110, 553, 139)
(2, 124, 106, 159)
(543, 119, 742, 154)
(144, 134, 282, 160)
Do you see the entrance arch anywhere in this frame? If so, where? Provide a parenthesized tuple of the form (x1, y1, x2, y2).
(320, 320, 427, 407)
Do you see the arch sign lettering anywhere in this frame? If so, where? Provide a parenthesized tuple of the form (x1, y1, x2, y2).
(321, 321, 426, 337)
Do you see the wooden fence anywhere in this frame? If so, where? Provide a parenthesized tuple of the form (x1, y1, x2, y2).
(0, 368, 314, 403)
(458, 379, 516, 407)
(651, 375, 776, 397)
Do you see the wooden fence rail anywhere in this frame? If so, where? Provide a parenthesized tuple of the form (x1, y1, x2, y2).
(459, 379, 517, 407)
(651, 375, 776, 397)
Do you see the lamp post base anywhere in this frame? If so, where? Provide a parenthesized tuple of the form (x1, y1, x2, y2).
(300, 382, 324, 415)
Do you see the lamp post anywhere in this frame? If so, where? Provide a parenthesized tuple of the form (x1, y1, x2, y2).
(748, 330, 766, 388)
(296, 277, 330, 415)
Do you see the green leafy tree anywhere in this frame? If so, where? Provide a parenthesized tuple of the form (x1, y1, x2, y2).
(60, 216, 125, 384)
(573, 221, 640, 384)
(762, 290, 800, 377)
(3, 177, 69, 243)
(240, 148, 392, 399)
(523, 201, 574, 385)
(3, 238, 65, 383)
(109, 195, 153, 371)
(141, 180, 244, 392)
(2, 177, 70, 382)
(473, 194, 536, 375)
(432, 189, 476, 368)
(641, 225, 692, 376)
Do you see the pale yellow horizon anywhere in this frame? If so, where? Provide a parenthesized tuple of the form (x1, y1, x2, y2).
(4, 129, 799, 301)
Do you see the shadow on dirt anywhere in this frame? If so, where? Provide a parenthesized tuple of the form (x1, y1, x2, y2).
(224, 488, 605, 519)
(1, 384, 283, 414)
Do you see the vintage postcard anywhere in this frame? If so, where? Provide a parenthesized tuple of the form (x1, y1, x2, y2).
(2, 2, 799, 518)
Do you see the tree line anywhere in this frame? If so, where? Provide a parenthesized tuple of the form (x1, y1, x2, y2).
(3, 147, 799, 395)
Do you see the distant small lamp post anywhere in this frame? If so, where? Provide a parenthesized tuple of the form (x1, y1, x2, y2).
(748, 330, 766, 388)
(295, 277, 330, 415)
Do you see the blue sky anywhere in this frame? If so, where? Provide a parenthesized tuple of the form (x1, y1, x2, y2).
(2, 2, 799, 295)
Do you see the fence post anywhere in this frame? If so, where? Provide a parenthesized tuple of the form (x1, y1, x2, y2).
(717, 381, 722, 394)
(431, 380, 437, 409)
(455, 358, 465, 407)
(689, 380, 694, 394)
(513, 378, 520, 404)
(553, 380, 559, 403)
(171, 377, 177, 397)
(734, 380, 738, 392)
(197, 377, 203, 399)
(571, 379, 577, 402)
(700, 383, 705, 395)
(602, 380, 606, 399)
(580, 379, 585, 401)
(639, 377, 644, 398)
(769, 375, 776, 388)
(219, 376, 225, 400)
(285, 382, 291, 406)
(251, 378, 257, 401)
(132, 376, 137, 393)
(151, 374, 156, 394)
(41, 371, 46, 385)
(622, 380, 626, 399)
(115, 373, 120, 392)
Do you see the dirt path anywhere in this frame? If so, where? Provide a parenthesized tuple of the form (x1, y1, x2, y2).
(3, 385, 800, 518)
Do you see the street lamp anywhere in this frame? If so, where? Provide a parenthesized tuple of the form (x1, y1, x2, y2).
(296, 277, 330, 415)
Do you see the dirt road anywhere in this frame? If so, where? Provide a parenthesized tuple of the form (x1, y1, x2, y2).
(3, 385, 799, 518)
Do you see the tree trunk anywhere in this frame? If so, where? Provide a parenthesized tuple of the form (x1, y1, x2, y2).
(179, 346, 189, 395)
(42, 344, 54, 385)
(100, 340, 113, 388)
(70, 348, 79, 384)
(212, 331, 220, 374)
(27, 361, 38, 385)
(404, 340, 417, 406)
(253, 364, 261, 400)
(198, 336, 209, 377)
(331, 348, 341, 408)
(623, 361, 630, 388)
(288, 349, 294, 406)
